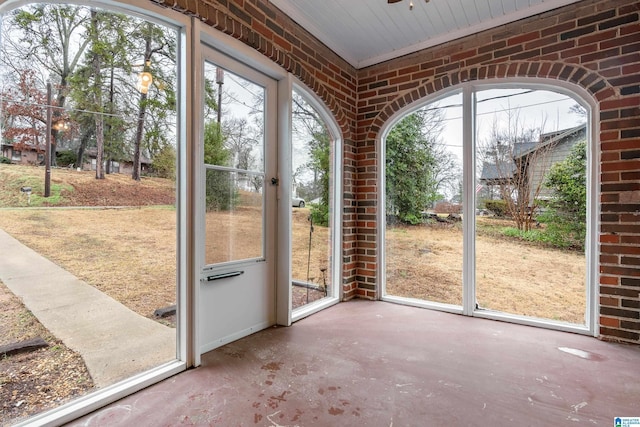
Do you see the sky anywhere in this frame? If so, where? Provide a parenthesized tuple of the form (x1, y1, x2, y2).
(439, 88, 585, 160)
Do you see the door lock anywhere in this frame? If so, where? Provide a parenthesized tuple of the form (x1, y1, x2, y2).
(271, 177, 279, 186)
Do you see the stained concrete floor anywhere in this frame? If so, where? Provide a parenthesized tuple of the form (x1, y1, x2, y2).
(68, 300, 640, 426)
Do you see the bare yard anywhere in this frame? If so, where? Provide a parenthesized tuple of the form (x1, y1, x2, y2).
(0, 281, 93, 425)
(386, 219, 586, 324)
(1, 203, 586, 327)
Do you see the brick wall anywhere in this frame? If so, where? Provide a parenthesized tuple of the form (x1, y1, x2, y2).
(155, 0, 639, 343)
(356, 0, 639, 343)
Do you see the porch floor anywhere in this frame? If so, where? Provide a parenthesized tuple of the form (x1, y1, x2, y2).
(68, 300, 639, 426)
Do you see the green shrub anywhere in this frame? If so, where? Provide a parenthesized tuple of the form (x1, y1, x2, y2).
(310, 202, 329, 227)
(56, 150, 77, 167)
(501, 225, 581, 250)
(542, 141, 587, 251)
(151, 145, 176, 179)
(537, 209, 585, 250)
(484, 199, 508, 217)
(0, 156, 11, 164)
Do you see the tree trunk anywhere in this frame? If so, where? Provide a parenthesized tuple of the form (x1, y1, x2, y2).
(132, 27, 153, 181)
(132, 93, 146, 181)
(91, 10, 105, 180)
(76, 129, 92, 170)
(105, 66, 115, 175)
(95, 108, 105, 179)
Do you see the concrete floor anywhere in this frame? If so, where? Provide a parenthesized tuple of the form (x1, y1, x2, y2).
(68, 300, 640, 426)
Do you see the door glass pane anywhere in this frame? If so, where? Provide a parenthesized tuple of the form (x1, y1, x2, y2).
(475, 88, 587, 324)
(385, 93, 464, 306)
(203, 62, 265, 265)
(204, 168, 263, 263)
(0, 5, 178, 424)
(291, 89, 334, 309)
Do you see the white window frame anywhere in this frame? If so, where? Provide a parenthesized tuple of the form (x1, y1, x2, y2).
(378, 78, 599, 337)
(289, 80, 343, 323)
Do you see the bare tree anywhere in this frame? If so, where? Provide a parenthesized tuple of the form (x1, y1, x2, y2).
(223, 117, 259, 170)
(1, 5, 91, 164)
(88, 10, 105, 179)
(429, 139, 460, 203)
(130, 22, 175, 181)
(478, 109, 556, 231)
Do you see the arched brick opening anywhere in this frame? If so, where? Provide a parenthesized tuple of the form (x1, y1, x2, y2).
(370, 62, 613, 136)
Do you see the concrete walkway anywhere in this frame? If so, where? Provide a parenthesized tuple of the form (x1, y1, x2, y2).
(0, 229, 175, 388)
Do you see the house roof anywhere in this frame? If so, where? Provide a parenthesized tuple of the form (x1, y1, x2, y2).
(514, 124, 586, 158)
(512, 142, 539, 158)
(479, 123, 586, 182)
(480, 161, 515, 182)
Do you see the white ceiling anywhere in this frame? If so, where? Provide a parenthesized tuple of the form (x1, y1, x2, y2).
(271, 0, 582, 68)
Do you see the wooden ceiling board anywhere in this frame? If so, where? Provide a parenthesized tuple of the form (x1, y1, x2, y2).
(270, 0, 584, 68)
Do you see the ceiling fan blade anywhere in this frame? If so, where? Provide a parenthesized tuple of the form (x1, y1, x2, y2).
(388, 0, 403, 3)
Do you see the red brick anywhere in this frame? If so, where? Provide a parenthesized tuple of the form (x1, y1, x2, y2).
(601, 160, 640, 172)
(508, 31, 540, 46)
(600, 274, 620, 285)
(600, 316, 621, 328)
(600, 296, 620, 306)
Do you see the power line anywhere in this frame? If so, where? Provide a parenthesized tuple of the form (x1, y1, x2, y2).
(1, 97, 163, 122)
(420, 91, 573, 124)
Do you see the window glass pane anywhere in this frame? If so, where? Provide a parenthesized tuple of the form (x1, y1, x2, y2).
(291, 89, 333, 309)
(202, 63, 265, 265)
(475, 88, 587, 324)
(0, 5, 179, 424)
(385, 93, 463, 306)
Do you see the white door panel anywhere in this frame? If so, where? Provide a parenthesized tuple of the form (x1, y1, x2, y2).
(199, 265, 274, 353)
(198, 47, 277, 354)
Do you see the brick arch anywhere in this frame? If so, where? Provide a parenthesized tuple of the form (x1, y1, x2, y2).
(369, 61, 613, 138)
(181, 2, 354, 142)
(293, 65, 352, 141)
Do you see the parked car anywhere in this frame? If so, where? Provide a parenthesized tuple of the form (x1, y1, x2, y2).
(292, 196, 305, 208)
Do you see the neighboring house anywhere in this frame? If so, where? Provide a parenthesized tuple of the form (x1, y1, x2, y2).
(1, 142, 44, 165)
(1, 143, 151, 176)
(479, 124, 586, 206)
(82, 148, 152, 176)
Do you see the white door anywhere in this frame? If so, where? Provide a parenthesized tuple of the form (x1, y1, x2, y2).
(198, 48, 278, 354)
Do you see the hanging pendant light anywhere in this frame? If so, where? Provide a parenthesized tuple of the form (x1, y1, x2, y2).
(388, 0, 430, 10)
(137, 60, 153, 94)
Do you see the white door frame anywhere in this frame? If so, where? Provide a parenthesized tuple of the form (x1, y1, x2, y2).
(193, 21, 292, 366)
(196, 45, 279, 356)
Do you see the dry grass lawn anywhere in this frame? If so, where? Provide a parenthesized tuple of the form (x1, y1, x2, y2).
(386, 219, 586, 324)
(1, 207, 178, 322)
(0, 165, 586, 325)
(1, 207, 585, 325)
(1, 204, 332, 320)
(203, 201, 331, 308)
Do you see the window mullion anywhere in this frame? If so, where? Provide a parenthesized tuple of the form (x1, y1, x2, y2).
(462, 86, 476, 316)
